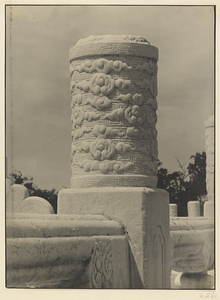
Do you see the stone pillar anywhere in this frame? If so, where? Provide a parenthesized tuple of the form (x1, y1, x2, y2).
(69, 35, 158, 188)
(58, 35, 170, 288)
(204, 116, 214, 218)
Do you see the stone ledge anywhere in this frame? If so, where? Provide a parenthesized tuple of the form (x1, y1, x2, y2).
(6, 214, 130, 288)
(6, 217, 124, 238)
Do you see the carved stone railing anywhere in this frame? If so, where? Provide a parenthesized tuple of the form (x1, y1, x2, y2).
(6, 213, 130, 288)
(170, 216, 214, 289)
(170, 115, 215, 289)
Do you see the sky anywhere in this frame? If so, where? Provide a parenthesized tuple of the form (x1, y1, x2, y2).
(6, 5, 214, 191)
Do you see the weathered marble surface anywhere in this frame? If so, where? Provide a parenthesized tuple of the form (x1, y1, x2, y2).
(6, 184, 55, 214)
(6, 214, 129, 288)
(69, 35, 159, 189)
(170, 217, 214, 274)
(14, 196, 55, 214)
(58, 187, 171, 288)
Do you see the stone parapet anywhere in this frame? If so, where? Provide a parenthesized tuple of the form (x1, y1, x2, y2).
(6, 184, 55, 215)
(170, 217, 214, 288)
(6, 214, 129, 288)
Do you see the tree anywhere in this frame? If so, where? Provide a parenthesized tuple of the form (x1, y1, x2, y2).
(157, 152, 207, 216)
(10, 171, 58, 213)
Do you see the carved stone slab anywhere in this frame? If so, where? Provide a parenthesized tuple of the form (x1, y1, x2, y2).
(6, 214, 129, 288)
(69, 35, 159, 188)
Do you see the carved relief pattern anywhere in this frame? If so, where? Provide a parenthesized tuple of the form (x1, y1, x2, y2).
(90, 241, 113, 289)
(70, 36, 158, 188)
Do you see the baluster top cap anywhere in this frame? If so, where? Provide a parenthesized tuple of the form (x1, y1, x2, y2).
(69, 34, 158, 62)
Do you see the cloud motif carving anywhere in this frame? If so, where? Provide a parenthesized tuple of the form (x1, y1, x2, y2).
(104, 108, 125, 121)
(93, 125, 124, 138)
(115, 78, 131, 90)
(115, 142, 133, 153)
(72, 126, 91, 140)
(125, 105, 145, 125)
(78, 159, 134, 174)
(90, 139, 116, 160)
(77, 58, 131, 74)
(90, 74, 115, 96)
(86, 96, 112, 110)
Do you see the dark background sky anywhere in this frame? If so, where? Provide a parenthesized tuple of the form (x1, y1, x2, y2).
(6, 5, 214, 190)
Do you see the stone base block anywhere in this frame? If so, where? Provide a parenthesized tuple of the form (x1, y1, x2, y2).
(58, 187, 170, 288)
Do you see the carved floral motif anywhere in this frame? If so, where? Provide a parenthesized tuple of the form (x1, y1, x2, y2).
(90, 241, 113, 288)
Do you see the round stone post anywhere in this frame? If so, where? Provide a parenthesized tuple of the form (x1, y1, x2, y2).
(169, 204, 177, 217)
(58, 35, 170, 289)
(204, 116, 214, 218)
(69, 35, 158, 189)
(187, 201, 200, 217)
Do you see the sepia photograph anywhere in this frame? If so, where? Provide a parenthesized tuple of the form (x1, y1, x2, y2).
(4, 2, 215, 294)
